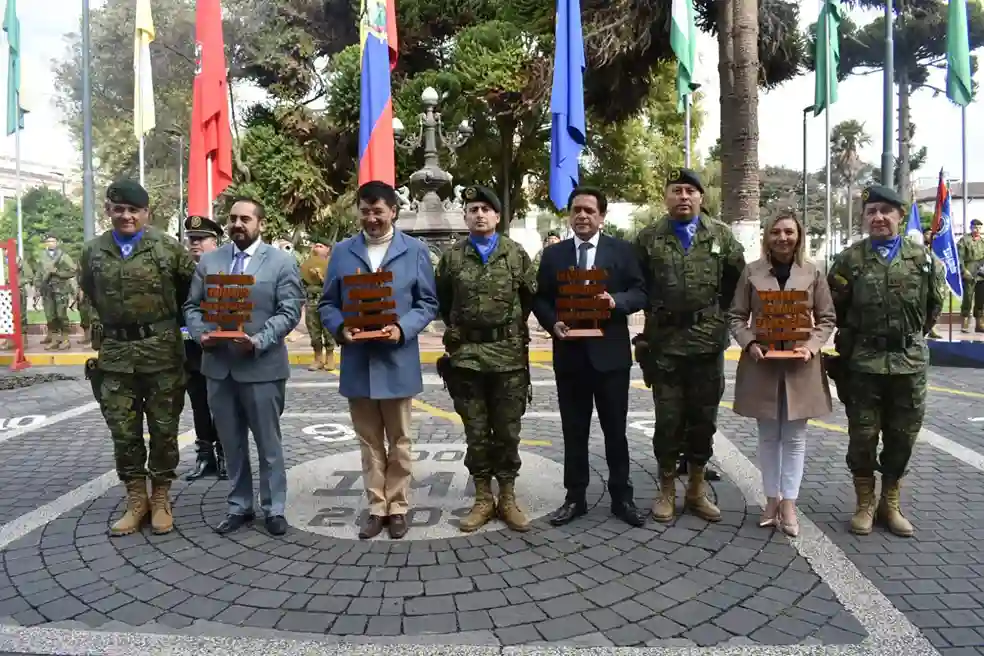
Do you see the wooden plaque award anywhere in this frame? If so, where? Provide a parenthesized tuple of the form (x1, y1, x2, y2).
(342, 268, 396, 341)
(202, 274, 255, 340)
(754, 289, 812, 359)
(556, 267, 610, 339)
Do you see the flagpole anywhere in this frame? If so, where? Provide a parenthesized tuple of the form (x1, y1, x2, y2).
(684, 94, 691, 167)
(14, 122, 22, 260)
(139, 136, 145, 187)
(206, 155, 213, 221)
(824, 9, 833, 266)
(81, 0, 95, 240)
(961, 105, 968, 236)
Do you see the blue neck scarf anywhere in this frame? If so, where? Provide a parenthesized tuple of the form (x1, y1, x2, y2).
(671, 216, 700, 251)
(871, 235, 902, 263)
(469, 232, 499, 264)
(113, 230, 144, 259)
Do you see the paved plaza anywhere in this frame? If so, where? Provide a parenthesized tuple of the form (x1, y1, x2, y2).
(0, 361, 981, 655)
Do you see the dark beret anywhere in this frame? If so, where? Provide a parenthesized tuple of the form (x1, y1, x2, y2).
(861, 185, 905, 211)
(666, 167, 704, 194)
(184, 215, 223, 239)
(106, 179, 149, 209)
(971, 219, 982, 227)
(546, 230, 560, 239)
(462, 185, 502, 214)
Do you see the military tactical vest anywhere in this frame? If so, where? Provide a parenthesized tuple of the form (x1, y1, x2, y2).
(86, 229, 180, 323)
(443, 236, 525, 329)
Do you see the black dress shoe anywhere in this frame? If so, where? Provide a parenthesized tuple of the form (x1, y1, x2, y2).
(548, 501, 587, 526)
(612, 500, 646, 527)
(265, 515, 288, 535)
(388, 515, 408, 539)
(359, 515, 386, 539)
(185, 457, 217, 481)
(215, 512, 255, 534)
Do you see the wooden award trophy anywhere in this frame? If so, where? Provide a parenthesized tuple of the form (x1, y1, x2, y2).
(342, 268, 396, 341)
(202, 274, 254, 340)
(754, 289, 812, 359)
(556, 266, 610, 338)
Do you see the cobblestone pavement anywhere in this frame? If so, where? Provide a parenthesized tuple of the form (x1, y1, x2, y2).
(0, 363, 980, 655)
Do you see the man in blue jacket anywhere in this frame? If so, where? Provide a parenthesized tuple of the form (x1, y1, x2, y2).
(319, 181, 439, 540)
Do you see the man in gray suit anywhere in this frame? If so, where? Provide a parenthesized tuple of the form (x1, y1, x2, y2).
(183, 198, 304, 536)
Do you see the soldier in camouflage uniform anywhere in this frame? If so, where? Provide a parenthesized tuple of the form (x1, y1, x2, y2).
(77, 269, 93, 346)
(436, 185, 536, 533)
(300, 243, 336, 370)
(2, 256, 33, 351)
(827, 185, 945, 537)
(633, 168, 745, 523)
(956, 219, 984, 332)
(35, 235, 76, 350)
(532, 231, 561, 271)
(80, 180, 196, 537)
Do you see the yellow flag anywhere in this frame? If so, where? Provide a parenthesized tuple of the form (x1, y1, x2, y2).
(133, 0, 156, 137)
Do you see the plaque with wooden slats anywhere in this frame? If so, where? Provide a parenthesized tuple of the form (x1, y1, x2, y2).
(556, 267, 609, 338)
(202, 274, 255, 340)
(344, 268, 396, 340)
(754, 289, 812, 359)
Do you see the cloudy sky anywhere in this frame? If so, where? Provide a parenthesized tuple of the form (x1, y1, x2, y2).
(2, 0, 982, 192)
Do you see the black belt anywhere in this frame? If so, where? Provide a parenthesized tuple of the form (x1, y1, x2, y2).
(652, 306, 718, 328)
(458, 324, 520, 344)
(103, 321, 176, 342)
(861, 334, 918, 352)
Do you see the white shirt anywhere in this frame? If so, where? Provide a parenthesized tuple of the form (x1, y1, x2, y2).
(573, 231, 600, 270)
(232, 239, 262, 273)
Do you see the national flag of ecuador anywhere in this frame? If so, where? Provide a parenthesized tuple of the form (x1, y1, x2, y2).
(358, 0, 398, 187)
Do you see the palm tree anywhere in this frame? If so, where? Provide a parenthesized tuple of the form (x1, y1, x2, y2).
(830, 120, 872, 240)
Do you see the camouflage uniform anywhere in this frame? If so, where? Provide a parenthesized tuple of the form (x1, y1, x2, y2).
(35, 245, 76, 350)
(77, 269, 93, 346)
(633, 209, 745, 523)
(827, 184, 945, 538)
(300, 253, 335, 370)
(436, 186, 536, 533)
(956, 229, 984, 331)
(81, 181, 196, 537)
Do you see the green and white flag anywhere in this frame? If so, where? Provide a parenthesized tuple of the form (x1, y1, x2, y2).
(670, 0, 697, 112)
(2, 0, 26, 135)
(813, 0, 841, 116)
(946, 0, 972, 107)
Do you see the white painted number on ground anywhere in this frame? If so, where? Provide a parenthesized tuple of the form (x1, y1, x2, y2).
(302, 423, 355, 443)
(629, 419, 655, 433)
(0, 415, 46, 431)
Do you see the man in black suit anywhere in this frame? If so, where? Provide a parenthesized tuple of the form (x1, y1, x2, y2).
(533, 187, 647, 527)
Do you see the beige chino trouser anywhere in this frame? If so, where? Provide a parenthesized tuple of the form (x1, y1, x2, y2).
(348, 397, 413, 517)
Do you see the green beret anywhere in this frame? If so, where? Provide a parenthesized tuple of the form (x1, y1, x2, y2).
(861, 184, 905, 211)
(184, 215, 223, 239)
(666, 167, 704, 194)
(462, 185, 502, 214)
(106, 180, 149, 209)
(971, 219, 982, 227)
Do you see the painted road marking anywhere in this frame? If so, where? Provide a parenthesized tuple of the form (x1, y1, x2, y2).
(0, 415, 46, 430)
(0, 401, 99, 446)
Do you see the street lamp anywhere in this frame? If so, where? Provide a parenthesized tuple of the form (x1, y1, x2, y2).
(165, 127, 186, 241)
(392, 86, 474, 167)
(802, 105, 815, 234)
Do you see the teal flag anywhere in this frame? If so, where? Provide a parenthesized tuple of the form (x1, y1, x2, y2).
(670, 0, 697, 112)
(3, 0, 25, 135)
(946, 0, 972, 107)
(813, 0, 841, 116)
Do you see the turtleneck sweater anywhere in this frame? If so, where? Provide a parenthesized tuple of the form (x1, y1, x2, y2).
(364, 228, 394, 271)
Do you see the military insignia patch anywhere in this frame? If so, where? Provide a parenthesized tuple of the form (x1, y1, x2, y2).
(668, 169, 681, 181)
(108, 190, 121, 203)
(190, 216, 202, 228)
(861, 189, 869, 202)
(464, 187, 477, 200)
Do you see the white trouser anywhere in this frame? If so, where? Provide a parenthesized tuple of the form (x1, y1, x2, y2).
(756, 383, 808, 500)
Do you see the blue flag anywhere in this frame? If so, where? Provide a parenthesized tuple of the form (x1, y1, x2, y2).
(905, 201, 923, 245)
(931, 186, 964, 298)
(548, 0, 586, 211)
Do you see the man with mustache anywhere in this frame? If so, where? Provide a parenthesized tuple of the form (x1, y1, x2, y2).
(633, 168, 746, 524)
(182, 215, 226, 481)
(80, 180, 197, 536)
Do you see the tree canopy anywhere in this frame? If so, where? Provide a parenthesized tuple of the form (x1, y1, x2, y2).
(0, 188, 85, 262)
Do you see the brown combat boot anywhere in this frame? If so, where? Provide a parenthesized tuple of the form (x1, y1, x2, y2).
(877, 478, 913, 537)
(975, 317, 984, 333)
(56, 334, 71, 350)
(684, 464, 721, 522)
(459, 479, 496, 532)
(849, 475, 877, 535)
(323, 349, 336, 371)
(308, 347, 324, 371)
(961, 317, 971, 333)
(497, 480, 530, 532)
(79, 327, 91, 346)
(39, 332, 52, 345)
(110, 480, 150, 536)
(149, 482, 174, 535)
(651, 472, 677, 522)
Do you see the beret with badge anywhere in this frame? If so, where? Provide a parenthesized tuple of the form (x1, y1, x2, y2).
(184, 215, 223, 240)
(462, 185, 502, 214)
(665, 167, 705, 194)
(106, 179, 150, 209)
(861, 184, 905, 211)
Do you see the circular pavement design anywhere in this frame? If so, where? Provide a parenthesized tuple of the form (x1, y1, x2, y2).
(1, 421, 863, 646)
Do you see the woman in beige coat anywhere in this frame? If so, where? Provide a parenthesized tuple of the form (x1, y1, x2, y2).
(727, 213, 836, 537)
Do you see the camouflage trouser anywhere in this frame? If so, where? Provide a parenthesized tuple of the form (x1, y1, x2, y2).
(449, 367, 528, 483)
(42, 289, 70, 335)
(78, 295, 92, 330)
(959, 278, 984, 317)
(99, 368, 186, 483)
(649, 352, 725, 473)
(18, 288, 27, 333)
(844, 371, 925, 480)
(305, 299, 335, 350)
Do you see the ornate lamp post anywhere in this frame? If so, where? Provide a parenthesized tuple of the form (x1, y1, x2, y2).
(393, 86, 475, 252)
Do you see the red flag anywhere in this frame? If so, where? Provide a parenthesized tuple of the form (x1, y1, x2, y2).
(931, 168, 947, 234)
(187, 0, 232, 217)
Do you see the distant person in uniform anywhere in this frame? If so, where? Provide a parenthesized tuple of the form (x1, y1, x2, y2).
(957, 219, 984, 332)
(300, 243, 336, 370)
(36, 235, 76, 351)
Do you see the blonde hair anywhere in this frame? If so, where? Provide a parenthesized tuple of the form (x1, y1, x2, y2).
(761, 212, 806, 266)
